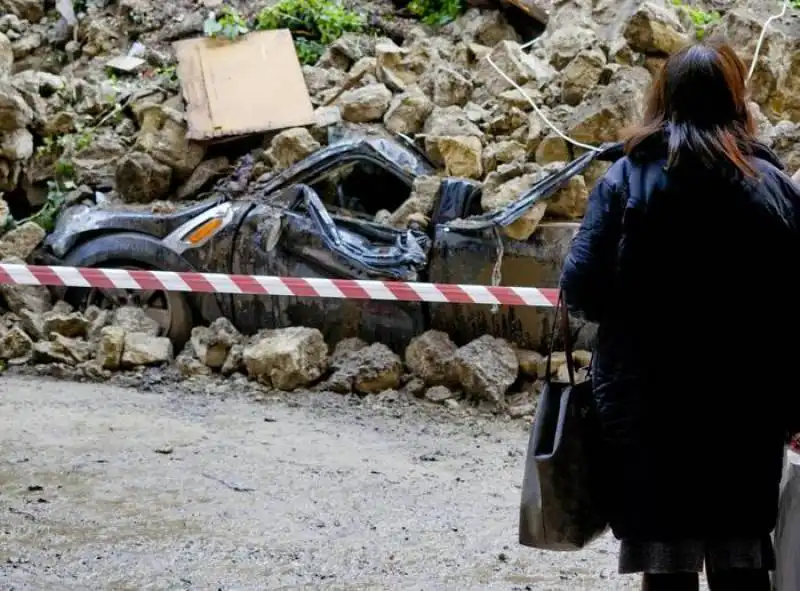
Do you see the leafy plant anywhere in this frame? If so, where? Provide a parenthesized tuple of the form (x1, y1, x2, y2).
(204, 5, 250, 40)
(791, 0, 800, 10)
(671, 0, 720, 40)
(36, 128, 95, 181)
(10, 180, 74, 234)
(255, 0, 365, 65)
(407, 0, 464, 27)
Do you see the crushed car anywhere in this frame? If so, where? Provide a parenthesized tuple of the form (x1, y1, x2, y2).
(39, 134, 623, 351)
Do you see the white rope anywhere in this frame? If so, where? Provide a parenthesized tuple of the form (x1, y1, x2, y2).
(483, 0, 790, 153)
(746, 0, 789, 82)
(484, 53, 602, 153)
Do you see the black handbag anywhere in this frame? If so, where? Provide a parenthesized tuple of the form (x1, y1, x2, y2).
(518, 292, 608, 550)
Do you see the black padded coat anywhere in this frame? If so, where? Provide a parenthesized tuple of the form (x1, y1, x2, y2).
(560, 134, 800, 542)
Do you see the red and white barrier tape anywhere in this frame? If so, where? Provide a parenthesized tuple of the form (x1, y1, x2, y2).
(0, 264, 559, 307)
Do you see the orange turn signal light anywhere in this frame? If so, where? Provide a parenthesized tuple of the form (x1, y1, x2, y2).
(185, 217, 222, 245)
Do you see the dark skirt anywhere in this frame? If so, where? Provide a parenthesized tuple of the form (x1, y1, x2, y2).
(619, 536, 776, 574)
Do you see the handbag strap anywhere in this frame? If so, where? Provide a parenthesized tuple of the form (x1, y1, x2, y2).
(544, 290, 577, 386)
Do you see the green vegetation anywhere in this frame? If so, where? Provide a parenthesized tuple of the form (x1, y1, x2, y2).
(36, 128, 94, 182)
(202, 0, 365, 65)
(407, 0, 465, 26)
(670, 0, 720, 40)
(24, 181, 73, 233)
(203, 5, 250, 40)
(255, 0, 365, 64)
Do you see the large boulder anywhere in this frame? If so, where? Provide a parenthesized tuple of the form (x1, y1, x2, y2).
(70, 131, 127, 189)
(0, 32, 12, 78)
(708, 7, 800, 123)
(243, 327, 328, 390)
(326, 342, 403, 394)
(404, 330, 457, 386)
(565, 66, 652, 145)
(434, 135, 483, 179)
(0, 0, 45, 24)
(115, 151, 173, 203)
(0, 325, 33, 360)
(0, 257, 50, 316)
(481, 170, 548, 240)
(265, 127, 321, 169)
(0, 81, 34, 131)
(560, 48, 606, 107)
(453, 335, 518, 405)
(0, 220, 45, 260)
(135, 104, 205, 179)
(473, 40, 555, 102)
(622, 2, 689, 56)
(383, 90, 433, 135)
(338, 83, 393, 123)
(96, 325, 125, 370)
(121, 332, 173, 367)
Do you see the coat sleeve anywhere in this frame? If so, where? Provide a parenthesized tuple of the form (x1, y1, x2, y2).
(559, 178, 622, 323)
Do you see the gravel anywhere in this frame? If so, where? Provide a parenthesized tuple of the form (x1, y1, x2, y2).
(0, 375, 670, 590)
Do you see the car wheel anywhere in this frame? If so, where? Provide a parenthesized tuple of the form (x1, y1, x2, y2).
(65, 263, 193, 349)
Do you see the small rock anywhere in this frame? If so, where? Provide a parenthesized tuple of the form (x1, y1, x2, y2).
(516, 348, 545, 378)
(425, 385, 455, 403)
(220, 343, 244, 376)
(96, 325, 124, 370)
(176, 346, 212, 377)
(121, 332, 173, 367)
(402, 376, 426, 397)
(243, 326, 328, 390)
(190, 317, 240, 370)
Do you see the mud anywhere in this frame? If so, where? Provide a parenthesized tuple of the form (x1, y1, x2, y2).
(0, 376, 703, 590)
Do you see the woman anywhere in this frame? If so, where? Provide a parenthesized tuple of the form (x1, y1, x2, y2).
(560, 41, 800, 591)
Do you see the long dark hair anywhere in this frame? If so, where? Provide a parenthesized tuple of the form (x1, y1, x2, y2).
(624, 41, 758, 177)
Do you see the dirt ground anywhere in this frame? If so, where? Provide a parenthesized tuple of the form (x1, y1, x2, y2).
(0, 375, 661, 590)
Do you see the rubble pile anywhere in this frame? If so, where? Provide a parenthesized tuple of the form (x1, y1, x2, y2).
(0, 0, 797, 406)
(0, 0, 796, 248)
(0, 287, 589, 417)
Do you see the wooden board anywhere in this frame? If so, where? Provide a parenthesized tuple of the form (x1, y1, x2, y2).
(173, 29, 315, 141)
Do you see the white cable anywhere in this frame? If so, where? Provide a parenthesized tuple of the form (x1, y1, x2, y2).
(484, 54, 602, 152)
(746, 0, 789, 82)
(483, 0, 789, 154)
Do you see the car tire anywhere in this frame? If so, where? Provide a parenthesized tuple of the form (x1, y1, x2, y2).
(64, 261, 194, 350)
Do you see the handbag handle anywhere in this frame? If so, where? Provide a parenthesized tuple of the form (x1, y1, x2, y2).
(544, 290, 577, 386)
